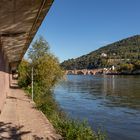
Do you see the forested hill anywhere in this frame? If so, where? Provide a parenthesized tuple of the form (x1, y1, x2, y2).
(61, 35, 140, 70)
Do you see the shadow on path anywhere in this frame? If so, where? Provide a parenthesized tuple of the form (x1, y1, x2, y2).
(7, 96, 30, 103)
(0, 121, 30, 140)
(0, 122, 48, 140)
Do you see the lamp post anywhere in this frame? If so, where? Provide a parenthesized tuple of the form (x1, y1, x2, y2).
(31, 66, 34, 101)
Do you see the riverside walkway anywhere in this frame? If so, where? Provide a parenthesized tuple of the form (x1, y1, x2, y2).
(0, 1, 62, 139)
(0, 88, 62, 140)
(0, 1, 61, 139)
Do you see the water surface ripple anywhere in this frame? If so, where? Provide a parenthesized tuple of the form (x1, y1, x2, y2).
(54, 75, 140, 140)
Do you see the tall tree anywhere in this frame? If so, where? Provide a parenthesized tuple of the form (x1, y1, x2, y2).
(18, 37, 63, 94)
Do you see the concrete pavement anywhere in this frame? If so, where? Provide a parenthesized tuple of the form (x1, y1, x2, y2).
(0, 88, 62, 140)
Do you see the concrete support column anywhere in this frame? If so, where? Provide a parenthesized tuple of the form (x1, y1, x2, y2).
(0, 47, 9, 113)
(5, 60, 10, 95)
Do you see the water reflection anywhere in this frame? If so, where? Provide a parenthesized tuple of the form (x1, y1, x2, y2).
(54, 75, 140, 140)
(101, 75, 140, 109)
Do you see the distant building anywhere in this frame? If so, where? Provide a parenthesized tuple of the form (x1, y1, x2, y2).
(112, 65, 115, 70)
(108, 59, 130, 63)
(101, 53, 107, 57)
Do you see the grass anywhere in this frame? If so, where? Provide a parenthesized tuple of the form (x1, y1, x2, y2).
(50, 114, 106, 140)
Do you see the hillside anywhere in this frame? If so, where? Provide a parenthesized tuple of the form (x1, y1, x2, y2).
(61, 35, 140, 70)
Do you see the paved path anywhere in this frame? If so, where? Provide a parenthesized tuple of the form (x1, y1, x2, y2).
(0, 88, 62, 140)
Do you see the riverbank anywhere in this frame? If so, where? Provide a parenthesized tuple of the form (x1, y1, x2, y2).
(105, 71, 140, 75)
(25, 87, 106, 140)
(66, 70, 140, 76)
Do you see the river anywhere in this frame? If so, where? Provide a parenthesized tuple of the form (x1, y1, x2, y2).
(53, 75, 140, 140)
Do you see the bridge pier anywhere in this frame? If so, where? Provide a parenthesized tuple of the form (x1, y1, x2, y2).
(0, 47, 10, 113)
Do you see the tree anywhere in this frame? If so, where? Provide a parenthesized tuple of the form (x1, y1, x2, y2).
(18, 59, 31, 87)
(28, 37, 50, 63)
(18, 37, 64, 95)
(134, 60, 140, 69)
(28, 37, 63, 92)
(118, 63, 134, 72)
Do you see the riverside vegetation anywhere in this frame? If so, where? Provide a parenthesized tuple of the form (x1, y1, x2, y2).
(18, 37, 106, 140)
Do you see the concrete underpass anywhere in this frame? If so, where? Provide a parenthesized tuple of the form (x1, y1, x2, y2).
(0, 0, 61, 139)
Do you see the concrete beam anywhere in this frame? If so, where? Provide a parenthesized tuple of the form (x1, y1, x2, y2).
(0, 0, 54, 68)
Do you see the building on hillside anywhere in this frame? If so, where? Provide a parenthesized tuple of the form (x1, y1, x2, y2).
(107, 59, 130, 64)
(101, 53, 107, 57)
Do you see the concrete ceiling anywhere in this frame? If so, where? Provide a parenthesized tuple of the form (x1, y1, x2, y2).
(0, 0, 53, 68)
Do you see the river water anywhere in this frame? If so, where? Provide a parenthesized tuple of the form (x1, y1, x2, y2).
(54, 75, 140, 140)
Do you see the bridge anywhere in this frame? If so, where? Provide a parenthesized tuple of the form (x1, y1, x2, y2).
(65, 69, 103, 75)
(0, 1, 62, 139)
(0, 0, 53, 112)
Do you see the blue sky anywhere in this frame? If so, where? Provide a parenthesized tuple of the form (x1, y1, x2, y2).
(29, 0, 140, 62)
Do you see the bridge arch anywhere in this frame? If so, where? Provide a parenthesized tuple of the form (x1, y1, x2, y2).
(77, 71, 84, 75)
(65, 70, 74, 75)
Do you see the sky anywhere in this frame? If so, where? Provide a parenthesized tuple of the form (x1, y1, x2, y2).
(29, 0, 140, 62)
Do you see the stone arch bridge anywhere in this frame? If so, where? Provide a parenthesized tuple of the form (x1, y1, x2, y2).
(65, 69, 103, 75)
